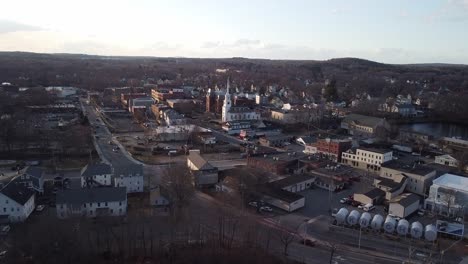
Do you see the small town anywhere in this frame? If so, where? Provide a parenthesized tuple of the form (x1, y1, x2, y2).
(0, 1, 468, 264)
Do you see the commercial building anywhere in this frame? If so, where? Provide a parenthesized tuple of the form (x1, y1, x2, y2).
(424, 173, 468, 217)
(56, 187, 127, 219)
(259, 135, 291, 147)
(151, 87, 185, 102)
(388, 193, 420, 218)
(373, 174, 407, 200)
(128, 97, 154, 113)
(341, 114, 390, 137)
(380, 160, 437, 196)
(353, 188, 385, 205)
(269, 174, 316, 193)
(166, 99, 195, 114)
(257, 185, 305, 212)
(247, 153, 302, 175)
(315, 138, 352, 162)
(341, 148, 393, 173)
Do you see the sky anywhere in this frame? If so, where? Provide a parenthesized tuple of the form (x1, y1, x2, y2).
(1, 0, 468, 64)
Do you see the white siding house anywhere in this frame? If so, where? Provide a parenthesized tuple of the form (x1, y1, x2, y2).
(388, 193, 420, 218)
(80, 163, 113, 188)
(56, 187, 127, 219)
(113, 164, 144, 193)
(0, 182, 35, 223)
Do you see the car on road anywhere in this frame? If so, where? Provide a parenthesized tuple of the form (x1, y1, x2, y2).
(164, 146, 172, 150)
(135, 136, 140, 140)
(248, 201, 258, 207)
(0, 250, 7, 258)
(112, 147, 119, 152)
(36, 205, 45, 212)
(260, 206, 273, 212)
(0, 225, 10, 235)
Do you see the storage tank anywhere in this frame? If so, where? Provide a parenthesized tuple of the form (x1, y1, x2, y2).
(359, 212, 372, 228)
(384, 216, 397, 233)
(347, 210, 360, 226)
(396, 219, 409, 236)
(424, 224, 437, 242)
(411, 222, 423, 239)
(371, 214, 384, 230)
(335, 208, 349, 225)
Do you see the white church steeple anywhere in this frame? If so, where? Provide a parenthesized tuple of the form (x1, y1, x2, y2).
(222, 77, 232, 122)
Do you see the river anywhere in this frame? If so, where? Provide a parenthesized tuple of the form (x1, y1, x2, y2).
(399, 122, 468, 139)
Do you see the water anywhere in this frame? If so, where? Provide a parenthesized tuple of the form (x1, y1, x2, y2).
(399, 122, 468, 139)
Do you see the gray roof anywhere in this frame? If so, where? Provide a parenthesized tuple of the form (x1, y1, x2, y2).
(342, 114, 384, 128)
(270, 174, 315, 189)
(390, 193, 420, 207)
(381, 160, 435, 176)
(259, 184, 304, 203)
(25, 166, 43, 179)
(114, 164, 143, 177)
(363, 188, 386, 199)
(1, 182, 35, 205)
(188, 152, 214, 171)
(56, 187, 127, 205)
(81, 163, 112, 177)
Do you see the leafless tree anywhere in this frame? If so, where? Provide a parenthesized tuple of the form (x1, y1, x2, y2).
(161, 165, 195, 221)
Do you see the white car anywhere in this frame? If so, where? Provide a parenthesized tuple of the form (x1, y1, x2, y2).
(36, 205, 45, 212)
(112, 148, 119, 152)
(0, 250, 7, 258)
(0, 225, 10, 235)
(248, 201, 258, 207)
(260, 206, 273, 212)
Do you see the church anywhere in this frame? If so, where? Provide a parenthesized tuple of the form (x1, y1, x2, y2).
(221, 78, 260, 123)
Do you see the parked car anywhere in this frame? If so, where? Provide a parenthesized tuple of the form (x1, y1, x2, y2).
(36, 205, 45, 212)
(260, 206, 273, 212)
(112, 148, 119, 152)
(248, 201, 258, 208)
(0, 225, 10, 235)
(0, 250, 7, 258)
(340, 197, 350, 204)
(351, 201, 361, 207)
(363, 204, 375, 212)
(417, 210, 425, 216)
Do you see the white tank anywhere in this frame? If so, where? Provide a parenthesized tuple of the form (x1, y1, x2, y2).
(411, 222, 423, 239)
(371, 214, 384, 230)
(335, 208, 349, 225)
(359, 212, 372, 228)
(425, 224, 437, 242)
(347, 210, 361, 226)
(384, 216, 397, 233)
(396, 219, 409, 236)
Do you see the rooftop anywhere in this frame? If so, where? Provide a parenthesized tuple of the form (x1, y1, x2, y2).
(25, 166, 43, 178)
(81, 163, 112, 177)
(269, 174, 315, 189)
(114, 164, 143, 177)
(342, 114, 385, 128)
(258, 184, 304, 203)
(56, 187, 127, 205)
(0, 181, 35, 205)
(381, 160, 435, 176)
(432, 173, 468, 193)
(188, 151, 215, 171)
(363, 188, 386, 199)
(358, 147, 392, 154)
(390, 193, 420, 207)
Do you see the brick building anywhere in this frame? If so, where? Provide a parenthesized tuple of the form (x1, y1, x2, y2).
(315, 138, 352, 162)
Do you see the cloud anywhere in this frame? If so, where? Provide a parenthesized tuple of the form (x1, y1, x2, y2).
(0, 19, 43, 34)
(448, 0, 468, 9)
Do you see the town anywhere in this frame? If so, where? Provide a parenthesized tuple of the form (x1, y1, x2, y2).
(0, 65, 467, 264)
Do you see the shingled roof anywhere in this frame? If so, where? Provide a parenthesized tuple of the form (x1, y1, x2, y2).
(56, 187, 126, 205)
(81, 163, 112, 177)
(0, 182, 35, 205)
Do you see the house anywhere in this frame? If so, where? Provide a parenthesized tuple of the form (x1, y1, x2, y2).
(341, 114, 390, 137)
(0, 181, 35, 223)
(259, 135, 291, 147)
(380, 160, 437, 196)
(399, 129, 433, 144)
(388, 193, 420, 218)
(56, 187, 127, 219)
(341, 147, 393, 173)
(257, 184, 305, 212)
(221, 121, 251, 135)
(424, 173, 468, 217)
(187, 150, 218, 187)
(162, 109, 187, 126)
(312, 173, 345, 192)
(391, 103, 416, 117)
(269, 174, 316, 193)
(434, 154, 467, 172)
(114, 164, 144, 193)
(315, 138, 352, 162)
(353, 188, 385, 205)
(221, 79, 260, 123)
(16, 166, 44, 194)
(80, 163, 113, 188)
(149, 185, 170, 207)
(374, 174, 407, 200)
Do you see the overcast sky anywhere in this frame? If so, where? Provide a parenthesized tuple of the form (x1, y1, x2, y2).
(1, 0, 468, 64)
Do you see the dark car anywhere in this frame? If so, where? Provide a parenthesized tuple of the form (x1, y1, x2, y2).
(300, 239, 316, 247)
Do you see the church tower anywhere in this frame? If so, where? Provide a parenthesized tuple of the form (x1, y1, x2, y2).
(222, 77, 232, 122)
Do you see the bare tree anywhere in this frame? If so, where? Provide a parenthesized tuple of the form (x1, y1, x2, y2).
(161, 165, 195, 221)
(277, 228, 295, 256)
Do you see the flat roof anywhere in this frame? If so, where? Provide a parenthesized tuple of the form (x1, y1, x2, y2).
(433, 173, 468, 193)
(270, 174, 315, 189)
(258, 184, 304, 203)
(381, 160, 435, 176)
(358, 147, 392, 154)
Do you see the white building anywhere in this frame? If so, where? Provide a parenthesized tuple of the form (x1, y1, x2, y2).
(341, 148, 393, 172)
(114, 164, 144, 193)
(80, 163, 113, 188)
(56, 187, 127, 219)
(388, 193, 420, 218)
(0, 181, 35, 223)
(424, 173, 468, 217)
(222, 78, 260, 123)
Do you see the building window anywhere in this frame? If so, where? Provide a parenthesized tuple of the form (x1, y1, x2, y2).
(3, 208, 5, 212)
(105, 202, 108, 206)
(98, 203, 100, 207)
(6, 200, 8, 204)
(119, 201, 122, 206)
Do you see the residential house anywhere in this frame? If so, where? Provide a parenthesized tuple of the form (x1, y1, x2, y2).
(435, 154, 459, 167)
(424, 173, 468, 217)
(341, 148, 393, 173)
(0, 181, 35, 223)
(56, 187, 127, 219)
(114, 164, 144, 193)
(149, 185, 170, 207)
(187, 150, 219, 187)
(80, 163, 113, 188)
(341, 114, 390, 137)
(380, 160, 437, 196)
(16, 166, 44, 194)
(391, 103, 416, 117)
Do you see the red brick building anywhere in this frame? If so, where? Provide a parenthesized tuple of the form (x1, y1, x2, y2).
(151, 88, 185, 102)
(247, 153, 301, 175)
(315, 138, 352, 162)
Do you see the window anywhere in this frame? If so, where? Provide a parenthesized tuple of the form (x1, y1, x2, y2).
(98, 202, 100, 207)
(119, 202, 122, 206)
(105, 202, 108, 206)
(11, 208, 14, 212)
(3, 208, 5, 212)
(60, 205, 63, 209)
(6, 200, 8, 204)
(83, 203, 86, 208)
